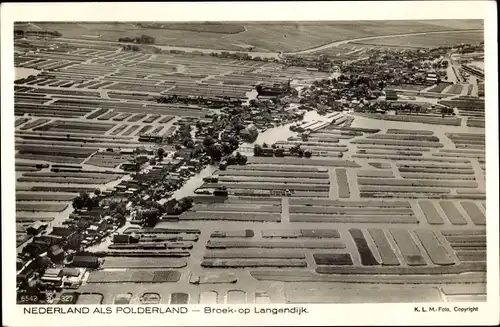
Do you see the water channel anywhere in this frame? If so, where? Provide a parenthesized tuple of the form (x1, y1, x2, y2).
(15, 67, 42, 80)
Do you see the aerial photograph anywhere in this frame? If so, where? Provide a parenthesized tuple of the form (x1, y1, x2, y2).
(13, 20, 486, 305)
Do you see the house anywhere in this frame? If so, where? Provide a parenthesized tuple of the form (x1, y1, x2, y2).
(26, 222, 48, 235)
(113, 234, 131, 244)
(385, 89, 398, 101)
(61, 268, 86, 289)
(50, 226, 74, 238)
(22, 243, 47, 257)
(48, 245, 65, 263)
(41, 268, 62, 281)
(70, 254, 99, 269)
(121, 161, 140, 171)
(33, 235, 63, 248)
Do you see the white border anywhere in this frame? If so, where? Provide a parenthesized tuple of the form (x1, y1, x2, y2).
(1, 2, 498, 326)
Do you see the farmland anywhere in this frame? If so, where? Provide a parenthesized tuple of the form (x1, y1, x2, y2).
(19, 20, 483, 53)
(13, 21, 487, 305)
(349, 31, 483, 49)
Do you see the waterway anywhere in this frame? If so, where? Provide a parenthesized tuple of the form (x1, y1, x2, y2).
(15, 67, 42, 80)
(171, 165, 218, 200)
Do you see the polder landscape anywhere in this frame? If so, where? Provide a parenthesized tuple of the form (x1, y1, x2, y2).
(14, 20, 486, 305)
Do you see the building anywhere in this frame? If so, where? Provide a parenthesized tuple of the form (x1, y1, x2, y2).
(385, 90, 398, 101)
(113, 234, 131, 244)
(256, 81, 291, 97)
(138, 135, 163, 143)
(121, 161, 140, 171)
(26, 222, 48, 236)
(48, 245, 65, 263)
(41, 268, 62, 284)
(70, 254, 99, 269)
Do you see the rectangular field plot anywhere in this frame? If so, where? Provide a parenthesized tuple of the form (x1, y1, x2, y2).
(418, 201, 445, 225)
(15, 192, 76, 202)
(87, 270, 181, 283)
(33, 120, 115, 134)
(289, 206, 414, 215)
(439, 202, 468, 225)
(460, 202, 486, 225)
(250, 269, 485, 283)
(335, 168, 350, 198)
(290, 215, 418, 224)
(201, 259, 307, 268)
(386, 129, 435, 135)
(16, 203, 68, 212)
(261, 229, 340, 239)
(357, 170, 394, 178)
(210, 230, 254, 238)
(389, 229, 427, 266)
(247, 157, 361, 167)
(313, 253, 353, 266)
(85, 152, 132, 168)
(217, 176, 330, 184)
(224, 165, 329, 173)
(364, 229, 401, 267)
(19, 118, 51, 130)
(179, 212, 281, 222)
(315, 261, 484, 275)
(288, 199, 416, 223)
(206, 240, 345, 249)
(349, 229, 379, 266)
(101, 258, 187, 269)
(191, 201, 281, 213)
(414, 230, 454, 266)
(456, 251, 486, 262)
(203, 250, 306, 259)
(289, 199, 411, 207)
(442, 232, 486, 261)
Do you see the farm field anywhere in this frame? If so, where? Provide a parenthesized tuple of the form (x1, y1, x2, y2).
(20, 20, 483, 53)
(13, 21, 487, 305)
(348, 31, 483, 49)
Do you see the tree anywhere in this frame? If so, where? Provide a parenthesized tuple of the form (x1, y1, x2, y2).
(183, 137, 195, 149)
(228, 136, 239, 149)
(157, 148, 165, 158)
(72, 191, 91, 210)
(207, 143, 223, 161)
(290, 144, 301, 155)
(253, 144, 264, 157)
(238, 154, 248, 165)
(143, 209, 160, 227)
(179, 197, 194, 212)
(115, 213, 126, 227)
(203, 136, 215, 148)
(115, 203, 127, 216)
(221, 142, 232, 155)
(304, 150, 312, 158)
